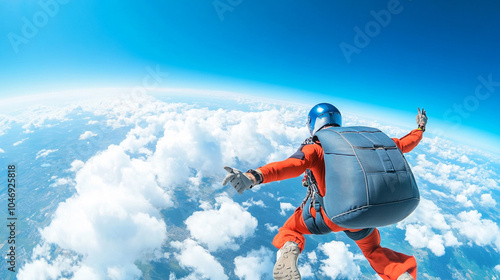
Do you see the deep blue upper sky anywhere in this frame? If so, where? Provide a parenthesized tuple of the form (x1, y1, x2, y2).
(1, 1, 500, 149)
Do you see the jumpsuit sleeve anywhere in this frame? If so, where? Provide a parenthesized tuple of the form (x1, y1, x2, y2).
(391, 129, 424, 153)
(257, 144, 321, 184)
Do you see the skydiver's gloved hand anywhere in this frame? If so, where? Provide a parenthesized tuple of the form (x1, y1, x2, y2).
(416, 108, 427, 132)
(222, 166, 255, 194)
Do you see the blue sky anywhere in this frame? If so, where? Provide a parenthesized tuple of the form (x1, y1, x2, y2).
(1, 0, 500, 151)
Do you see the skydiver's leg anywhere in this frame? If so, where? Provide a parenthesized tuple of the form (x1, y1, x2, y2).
(272, 207, 311, 252)
(350, 228, 417, 280)
(272, 207, 311, 280)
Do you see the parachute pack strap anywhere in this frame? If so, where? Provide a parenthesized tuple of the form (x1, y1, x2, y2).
(302, 196, 331, 235)
(313, 192, 324, 212)
(306, 169, 320, 193)
(301, 169, 331, 235)
(301, 169, 316, 209)
(301, 185, 312, 209)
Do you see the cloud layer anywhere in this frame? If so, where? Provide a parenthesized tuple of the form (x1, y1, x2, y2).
(12, 91, 500, 279)
(19, 93, 309, 280)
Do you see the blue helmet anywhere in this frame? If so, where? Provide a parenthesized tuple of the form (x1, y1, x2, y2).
(307, 103, 342, 135)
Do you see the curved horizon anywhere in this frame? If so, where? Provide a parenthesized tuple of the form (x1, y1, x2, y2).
(1, 86, 499, 158)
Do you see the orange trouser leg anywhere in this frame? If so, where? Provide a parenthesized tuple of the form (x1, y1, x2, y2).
(272, 208, 311, 252)
(355, 228, 417, 280)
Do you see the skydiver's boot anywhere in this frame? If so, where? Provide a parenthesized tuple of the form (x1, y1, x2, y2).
(397, 272, 414, 280)
(273, 241, 301, 280)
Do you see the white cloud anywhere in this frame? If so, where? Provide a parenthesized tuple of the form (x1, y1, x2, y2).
(171, 239, 228, 280)
(87, 120, 99, 125)
(144, 105, 308, 193)
(306, 251, 318, 263)
(35, 149, 58, 159)
(0, 148, 4, 153)
(451, 210, 500, 251)
(21, 145, 171, 280)
(298, 263, 314, 279)
(50, 177, 72, 187)
(18, 259, 64, 280)
(404, 224, 446, 256)
(185, 195, 257, 252)
(223, 109, 307, 166)
(79, 130, 97, 140)
(18, 244, 82, 280)
(242, 198, 266, 208)
(430, 189, 450, 199)
(265, 223, 279, 233)
(455, 194, 474, 208)
(299, 251, 318, 279)
(279, 202, 295, 216)
(120, 123, 160, 155)
(443, 231, 462, 247)
(9, 102, 76, 134)
(18, 256, 83, 280)
(0, 115, 14, 136)
(458, 155, 471, 164)
(399, 198, 450, 231)
(480, 193, 497, 208)
(423, 137, 478, 166)
(413, 157, 464, 193)
(69, 159, 85, 172)
(234, 247, 274, 280)
(397, 198, 461, 256)
(406, 139, 500, 254)
(495, 264, 500, 272)
(412, 152, 498, 195)
(13, 137, 29, 146)
(318, 241, 361, 279)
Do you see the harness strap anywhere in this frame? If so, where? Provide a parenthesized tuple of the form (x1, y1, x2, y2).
(302, 194, 331, 234)
(301, 169, 331, 235)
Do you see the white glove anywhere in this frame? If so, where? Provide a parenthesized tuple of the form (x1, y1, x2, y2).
(416, 108, 427, 131)
(222, 166, 254, 194)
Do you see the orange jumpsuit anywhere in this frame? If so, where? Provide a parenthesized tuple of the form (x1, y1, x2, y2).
(257, 128, 423, 280)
